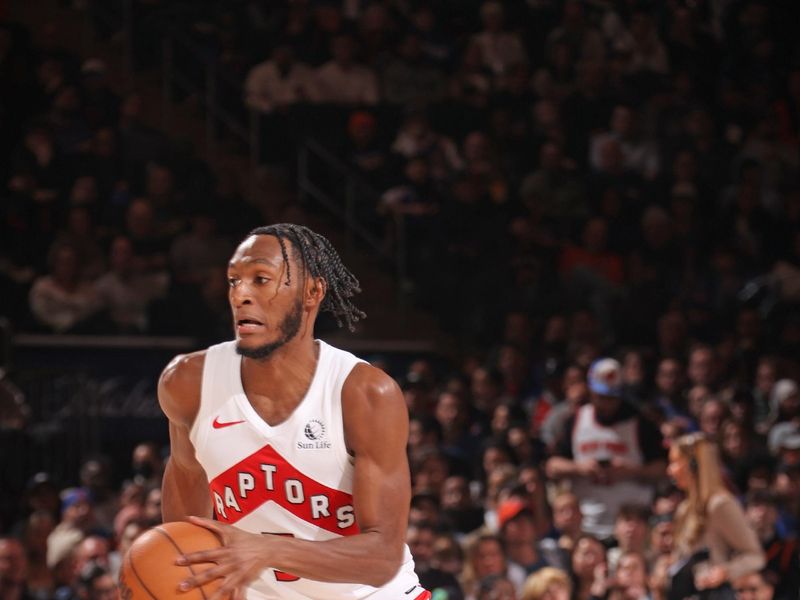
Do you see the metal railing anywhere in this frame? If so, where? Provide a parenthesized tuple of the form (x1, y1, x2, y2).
(298, 140, 406, 273)
(77, 5, 410, 306)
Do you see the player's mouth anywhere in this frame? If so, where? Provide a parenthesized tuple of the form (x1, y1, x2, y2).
(236, 318, 265, 335)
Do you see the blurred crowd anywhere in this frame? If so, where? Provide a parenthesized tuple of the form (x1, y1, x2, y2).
(2, 0, 800, 600)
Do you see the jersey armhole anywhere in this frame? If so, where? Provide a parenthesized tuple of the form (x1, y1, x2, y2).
(331, 359, 368, 474)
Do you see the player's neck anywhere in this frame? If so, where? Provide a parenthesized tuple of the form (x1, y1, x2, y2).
(241, 335, 319, 399)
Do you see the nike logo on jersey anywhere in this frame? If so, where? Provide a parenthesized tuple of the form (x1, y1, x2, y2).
(212, 416, 246, 429)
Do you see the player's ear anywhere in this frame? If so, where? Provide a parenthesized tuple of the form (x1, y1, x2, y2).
(305, 276, 326, 307)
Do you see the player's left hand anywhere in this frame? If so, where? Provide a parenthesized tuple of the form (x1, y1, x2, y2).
(176, 516, 272, 600)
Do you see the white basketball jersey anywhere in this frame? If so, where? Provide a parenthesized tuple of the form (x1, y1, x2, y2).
(190, 340, 424, 600)
(570, 404, 654, 538)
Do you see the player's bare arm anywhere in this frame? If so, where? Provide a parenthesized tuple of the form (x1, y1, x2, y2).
(159, 351, 214, 521)
(177, 363, 411, 596)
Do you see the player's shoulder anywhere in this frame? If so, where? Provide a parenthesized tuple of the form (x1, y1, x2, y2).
(158, 350, 207, 425)
(342, 362, 403, 405)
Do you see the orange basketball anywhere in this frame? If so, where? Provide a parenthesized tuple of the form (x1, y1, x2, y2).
(120, 521, 229, 599)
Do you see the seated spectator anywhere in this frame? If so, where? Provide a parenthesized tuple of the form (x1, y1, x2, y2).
(244, 42, 312, 114)
(745, 490, 799, 599)
(590, 105, 660, 181)
(732, 569, 775, 600)
(462, 534, 526, 599)
(569, 534, 608, 600)
(406, 522, 463, 599)
(476, 573, 517, 600)
(559, 217, 625, 287)
(309, 34, 378, 106)
(471, 2, 526, 77)
(382, 32, 446, 106)
(0, 537, 32, 600)
(606, 551, 651, 600)
(28, 243, 102, 333)
(76, 562, 118, 600)
(497, 498, 550, 575)
(521, 567, 571, 600)
(47, 488, 94, 586)
(606, 504, 650, 573)
(123, 199, 170, 273)
(344, 110, 392, 188)
(440, 475, 485, 536)
(168, 212, 232, 287)
(94, 236, 169, 333)
(546, 358, 666, 539)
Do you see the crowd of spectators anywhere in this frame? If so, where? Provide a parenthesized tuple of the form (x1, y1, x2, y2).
(2, 1, 800, 600)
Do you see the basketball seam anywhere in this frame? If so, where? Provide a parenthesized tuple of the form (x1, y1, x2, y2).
(153, 526, 213, 600)
(126, 549, 159, 600)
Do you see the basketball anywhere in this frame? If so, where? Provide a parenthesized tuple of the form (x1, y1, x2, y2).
(120, 521, 228, 599)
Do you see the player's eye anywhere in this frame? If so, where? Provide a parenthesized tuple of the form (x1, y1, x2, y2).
(255, 276, 271, 284)
(227, 277, 239, 287)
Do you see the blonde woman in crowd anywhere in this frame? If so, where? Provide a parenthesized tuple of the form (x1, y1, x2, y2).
(521, 567, 571, 600)
(666, 433, 765, 599)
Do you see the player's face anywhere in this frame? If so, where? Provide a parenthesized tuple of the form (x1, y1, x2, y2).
(228, 235, 305, 359)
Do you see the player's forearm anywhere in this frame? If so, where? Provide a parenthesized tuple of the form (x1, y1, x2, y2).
(266, 530, 404, 587)
(161, 458, 213, 522)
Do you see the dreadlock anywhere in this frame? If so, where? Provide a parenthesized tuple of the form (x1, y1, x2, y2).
(248, 224, 366, 331)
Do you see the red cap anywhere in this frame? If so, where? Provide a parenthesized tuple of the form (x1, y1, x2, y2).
(497, 498, 530, 530)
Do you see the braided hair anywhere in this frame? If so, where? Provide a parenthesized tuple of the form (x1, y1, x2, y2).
(248, 224, 366, 331)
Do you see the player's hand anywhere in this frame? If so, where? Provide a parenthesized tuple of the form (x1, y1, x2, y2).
(176, 516, 272, 600)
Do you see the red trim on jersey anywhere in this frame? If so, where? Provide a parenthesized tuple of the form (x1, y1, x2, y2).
(413, 591, 432, 600)
(208, 443, 360, 536)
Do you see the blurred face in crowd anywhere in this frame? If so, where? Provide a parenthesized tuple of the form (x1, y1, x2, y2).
(746, 501, 777, 542)
(0, 538, 28, 586)
(553, 493, 582, 535)
(88, 573, 119, 600)
(650, 519, 674, 555)
(667, 445, 692, 491)
(479, 577, 516, 600)
(755, 360, 777, 397)
(656, 359, 683, 396)
(699, 399, 726, 438)
(406, 525, 435, 569)
(591, 391, 622, 425)
(732, 572, 774, 600)
(331, 35, 355, 66)
(614, 514, 648, 552)
(415, 453, 449, 493)
(52, 245, 80, 286)
(722, 421, 747, 458)
(503, 512, 536, 545)
(688, 347, 715, 386)
(473, 538, 506, 577)
(622, 352, 645, 388)
(143, 488, 162, 521)
(435, 392, 463, 431)
(615, 553, 647, 590)
(75, 536, 111, 572)
(687, 385, 712, 419)
(572, 536, 605, 580)
(441, 476, 470, 510)
(483, 446, 511, 476)
(118, 521, 144, 559)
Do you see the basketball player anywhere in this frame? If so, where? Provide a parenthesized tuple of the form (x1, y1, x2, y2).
(157, 225, 428, 599)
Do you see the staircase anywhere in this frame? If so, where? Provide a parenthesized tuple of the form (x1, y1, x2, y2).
(6, 0, 452, 353)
